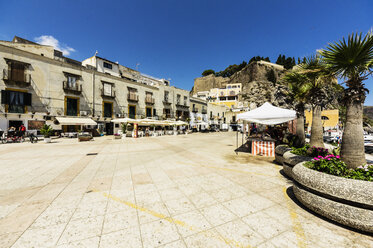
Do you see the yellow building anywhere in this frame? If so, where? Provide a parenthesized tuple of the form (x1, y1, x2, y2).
(305, 109, 339, 129)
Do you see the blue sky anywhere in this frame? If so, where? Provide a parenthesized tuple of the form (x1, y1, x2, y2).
(1, 0, 372, 104)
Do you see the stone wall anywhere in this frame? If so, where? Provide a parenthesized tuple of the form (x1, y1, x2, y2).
(193, 74, 229, 94)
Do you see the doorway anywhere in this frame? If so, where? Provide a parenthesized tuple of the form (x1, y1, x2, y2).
(8, 120, 23, 130)
(105, 122, 113, 135)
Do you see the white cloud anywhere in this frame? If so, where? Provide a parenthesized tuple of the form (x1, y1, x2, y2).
(34, 35, 75, 56)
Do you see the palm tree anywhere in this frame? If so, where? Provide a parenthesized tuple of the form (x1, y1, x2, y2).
(298, 55, 332, 148)
(281, 71, 309, 147)
(320, 32, 373, 168)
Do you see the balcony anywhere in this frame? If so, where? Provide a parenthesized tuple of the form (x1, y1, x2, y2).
(145, 96, 155, 105)
(176, 101, 189, 109)
(63, 81, 82, 95)
(101, 88, 116, 98)
(3, 69, 31, 86)
(128, 93, 139, 102)
(163, 98, 171, 105)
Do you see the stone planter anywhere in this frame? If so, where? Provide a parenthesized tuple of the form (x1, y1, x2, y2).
(44, 137, 51, 143)
(292, 163, 373, 233)
(275, 145, 292, 164)
(122, 134, 126, 139)
(114, 135, 121, 139)
(282, 152, 312, 178)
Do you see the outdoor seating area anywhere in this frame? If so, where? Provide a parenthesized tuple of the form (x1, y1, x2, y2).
(112, 118, 189, 138)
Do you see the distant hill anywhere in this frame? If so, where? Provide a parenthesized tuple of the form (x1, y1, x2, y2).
(364, 106, 373, 120)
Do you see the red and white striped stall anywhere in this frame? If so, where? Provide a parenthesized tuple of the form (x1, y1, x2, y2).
(251, 140, 275, 157)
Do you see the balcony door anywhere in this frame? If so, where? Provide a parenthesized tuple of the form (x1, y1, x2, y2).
(103, 102, 113, 118)
(66, 97, 79, 116)
(129, 105, 136, 119)
(11, 63, 25, 82)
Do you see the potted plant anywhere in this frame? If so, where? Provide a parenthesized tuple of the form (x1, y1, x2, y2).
(121, 122, 128, 139)
(40, 124, 53, 143)
(114, 133, 121, 139)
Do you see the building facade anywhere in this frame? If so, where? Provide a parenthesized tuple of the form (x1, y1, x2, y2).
(0, 37, 190, 134)
(194, 83, 241, 109)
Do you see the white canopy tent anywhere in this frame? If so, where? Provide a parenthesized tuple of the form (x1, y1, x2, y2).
(237, 102, 296, 125)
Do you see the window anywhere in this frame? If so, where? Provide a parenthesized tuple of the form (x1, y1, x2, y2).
(164, 108, 171, 118)
(153, 109, 157, 117)
(1, 90, 31, 113)
(66, 97, 78, 116)
(10, 63, 26, 82)
(184, 96, 187, 105)
(210, 111, 212, 119)
(177, 94, 181, 104)
(164, 91, 169, 101)
(103, 62, 112, 69)
(103, 102, 113, 118)
(103, 83, 112, 96)
(146, 107, 152, 117)
(129, 105, 136, 119)
(67, 76, 77, 88)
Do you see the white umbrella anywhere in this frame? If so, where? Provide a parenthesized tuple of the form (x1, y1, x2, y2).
(111, 118, 141, 123)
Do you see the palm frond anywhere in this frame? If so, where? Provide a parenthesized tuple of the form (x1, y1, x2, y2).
(319, 32, 373, 82)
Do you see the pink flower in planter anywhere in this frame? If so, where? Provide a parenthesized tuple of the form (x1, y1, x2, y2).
(336, 155, 340, 159)
(327, 158, 331, 160)
(313, 158, 320, 161)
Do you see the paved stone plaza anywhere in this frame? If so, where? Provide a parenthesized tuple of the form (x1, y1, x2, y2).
(0, 132, 371, 248)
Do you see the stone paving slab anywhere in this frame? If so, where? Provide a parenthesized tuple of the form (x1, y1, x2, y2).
(0, 133, 372, 248)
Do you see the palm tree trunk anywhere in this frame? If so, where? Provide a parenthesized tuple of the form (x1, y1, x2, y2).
(341, 100, 366, 168)
(309, 105, 324, 148)
(294, 105, 305, 148)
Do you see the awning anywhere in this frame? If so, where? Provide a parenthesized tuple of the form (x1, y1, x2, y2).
(111, 118, 141, 124)
(56, 117, 97, 126)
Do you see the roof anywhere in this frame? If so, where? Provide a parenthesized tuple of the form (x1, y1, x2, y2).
(12, 36, 40, 45)
(95, 56, 118, 65)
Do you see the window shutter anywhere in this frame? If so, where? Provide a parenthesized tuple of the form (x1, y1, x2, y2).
(1, 90, 8, 104)
(24, 93, 32, 106)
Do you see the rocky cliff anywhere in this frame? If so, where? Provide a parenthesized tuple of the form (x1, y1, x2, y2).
(193, 74, 230, 93)
(193, 61, 289, 107)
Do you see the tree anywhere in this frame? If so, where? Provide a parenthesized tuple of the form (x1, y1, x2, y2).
(276, 54, 296, 69)
(249, 56, 270, 64)
(202, 69, 215, 77)
(299, 55, 340, 148)
(281, 71, 309, 147)
(276, 55, 283, 65)
(215, 61, 247, 78)
(320, 32, 373, 168)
